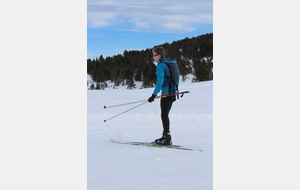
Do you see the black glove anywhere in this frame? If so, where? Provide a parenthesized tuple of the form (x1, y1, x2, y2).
(148, 94, 156, 103)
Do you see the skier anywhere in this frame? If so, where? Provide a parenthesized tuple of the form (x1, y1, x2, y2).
(148, 46, 178, 145)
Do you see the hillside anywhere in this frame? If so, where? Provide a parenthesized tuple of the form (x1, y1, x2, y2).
(87, 33, 213, 90)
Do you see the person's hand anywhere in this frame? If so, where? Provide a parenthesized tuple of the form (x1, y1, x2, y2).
(148, 94, 156, 103)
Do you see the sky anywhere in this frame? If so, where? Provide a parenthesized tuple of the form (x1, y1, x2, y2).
(87, 0, 213, 59)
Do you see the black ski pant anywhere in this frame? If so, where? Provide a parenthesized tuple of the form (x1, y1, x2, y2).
(160, 96, 176, 133)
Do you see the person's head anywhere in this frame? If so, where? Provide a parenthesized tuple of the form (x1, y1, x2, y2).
(152, 46, 165, 62)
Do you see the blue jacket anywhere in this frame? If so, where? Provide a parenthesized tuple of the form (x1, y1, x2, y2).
(152, 57, 178, 96)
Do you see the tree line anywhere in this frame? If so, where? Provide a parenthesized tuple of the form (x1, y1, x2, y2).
(87, 33, 213, 90)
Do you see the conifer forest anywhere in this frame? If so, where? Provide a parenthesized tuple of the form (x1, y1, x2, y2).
(87, 33, 213, 90)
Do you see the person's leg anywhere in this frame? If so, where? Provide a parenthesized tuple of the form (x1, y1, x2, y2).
(154, 96, 175, 145)
(160, 96, 174, 133)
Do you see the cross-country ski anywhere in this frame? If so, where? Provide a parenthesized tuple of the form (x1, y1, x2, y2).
(109, 138, 203, 151)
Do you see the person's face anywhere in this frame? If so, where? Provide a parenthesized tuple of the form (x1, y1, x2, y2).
(152, 51, 161, 62)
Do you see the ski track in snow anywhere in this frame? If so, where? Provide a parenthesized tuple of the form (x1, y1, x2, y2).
(87, 76, 213, 190)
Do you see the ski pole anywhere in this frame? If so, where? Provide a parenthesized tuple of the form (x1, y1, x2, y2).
(155, 92, 170, 99)
(160, 91, 190, 98)
(103, 91, 189, 122)
(153, 91, 190, 100)
(103, 92, 170, 109)
(104, 99, 147, 109)
(104, 101, 148, 122)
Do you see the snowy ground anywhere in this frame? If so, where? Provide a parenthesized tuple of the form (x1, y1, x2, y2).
(87, 76, 213, 190)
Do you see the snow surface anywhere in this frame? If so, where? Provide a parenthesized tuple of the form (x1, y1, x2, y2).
(87, 76, 213, 190)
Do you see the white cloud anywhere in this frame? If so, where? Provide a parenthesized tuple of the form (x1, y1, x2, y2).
(87, 0, 213, 32)
(131, 18, 151, 30)
(87, 12, 117, 28)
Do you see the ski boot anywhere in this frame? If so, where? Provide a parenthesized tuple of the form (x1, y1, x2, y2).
(153, 132, 172, 145)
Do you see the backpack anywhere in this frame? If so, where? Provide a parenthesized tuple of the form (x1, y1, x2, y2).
(163, 61, 180, 99)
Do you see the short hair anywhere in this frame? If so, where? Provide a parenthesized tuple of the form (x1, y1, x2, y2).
(152, 46, 165, 57)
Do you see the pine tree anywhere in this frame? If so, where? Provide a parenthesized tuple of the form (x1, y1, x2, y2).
(95, 83, 100, 90)
(193, 60, 211, 82)
(89, 83, 95, 90)
(126, 75, 136, 89)
(142, 76, 151, 88)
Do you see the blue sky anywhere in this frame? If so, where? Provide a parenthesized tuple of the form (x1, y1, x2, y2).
(87, 0, 213, 60)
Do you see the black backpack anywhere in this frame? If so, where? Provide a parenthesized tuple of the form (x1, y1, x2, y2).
(163, 61, 180, 99)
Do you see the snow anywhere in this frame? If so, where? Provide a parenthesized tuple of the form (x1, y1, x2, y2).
(87, 74, 196, 90)
(87, 77, 213, 190)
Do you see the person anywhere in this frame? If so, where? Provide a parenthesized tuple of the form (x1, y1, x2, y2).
(148, 46, 177, 145)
